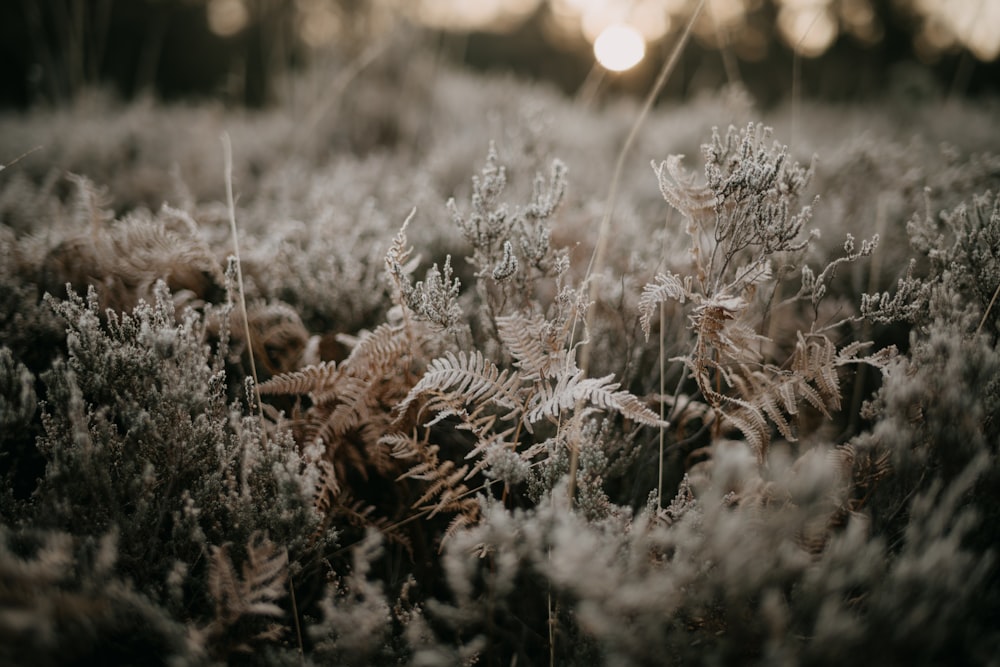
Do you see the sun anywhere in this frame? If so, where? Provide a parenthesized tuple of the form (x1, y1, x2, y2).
(593, 23, 646, 72)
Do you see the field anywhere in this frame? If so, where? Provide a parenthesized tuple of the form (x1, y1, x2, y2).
(2, 33, 1000, 666)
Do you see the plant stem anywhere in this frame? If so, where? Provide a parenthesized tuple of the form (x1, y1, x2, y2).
(222, 132, 266, 443)
(570, 0, 705, 503)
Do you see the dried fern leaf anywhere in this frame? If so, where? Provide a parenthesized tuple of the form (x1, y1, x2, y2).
(208, 533, 288, 626)
(333, 494, 415, 557)
(782, 374, 827, 417)
(242, 532, 289, 618)
(259, 360, 339, 396)
(576, 376, 671, 428)
(652, 155, 716, 222)
(525, 371, 668, 428)
(309, 370, 370, 409)
(413, 460, 468, 511)
(342, 323, 413, 377)
(638, 271, 690, 340)
(776, 378, 799, 415)
(313, 459, 340, 515)
(396, 350, 521, 418)
(792, 334, 841, 410)
(756, 386, 796, 441)
(209, 543, 243, 624)
(380, 431, 420, 459)
(723, 401, 769, 462)
(523, 368, 583, 426)
(496, 313, 565, 379)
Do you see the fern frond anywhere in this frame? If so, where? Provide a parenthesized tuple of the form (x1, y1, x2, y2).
(342, 323, 413, 378)
(308, 374, 369, 424)
(396, 350, 521, 418)
(496, 313, 567, 379)
(731, 370, 796, 441)
(420, 461, 471, 517)
(524, 370, 667, 429)
(652, 155, 716, 223)
(524, 368, 583, 426)
(441, 506, 482, 549)
(793, 377, 831, 417)
(776, 377, 799, 415)
(209, 543, 243, 625)
(313, 459, 340, 516)
(242, 532, 290, 618)
(398, 443, 443, 481)
(755, 384, 796, 441)
(259, 360, 339, 396)
(722, 400, 769, 461)
(334, 493, 414, 557)
(380, 431, 421, 460)
(690, 294, 763, 367)
(792, 333, 841, 410)
(208, 532, 288, 626)
(638, 271, 690, 340)
(575, 375, 670, 428)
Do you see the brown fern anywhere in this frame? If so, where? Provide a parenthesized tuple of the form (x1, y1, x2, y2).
(496, 312, 570, 379)
(259, 360, 340, 397)
(395, 350, 521, 420)
(202, 532, 288, 655)
(42, 186, 225, 314)
(259, 320, 424, 542)
(395, 442, 479, 522)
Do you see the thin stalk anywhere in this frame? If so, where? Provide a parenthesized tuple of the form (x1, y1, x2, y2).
(0, 145, 44, 173)
(708, 0, 740, 88)
(977, 282, 1000, 337)
(658, 302, 666, 508)
(791, 8, 823, 149)
(575, 62, 606, 109)
(570, 0, 705, 503)
(288, 573, 305, 665)
(222, 132, 266, 441)
(847, 193, 888, 434)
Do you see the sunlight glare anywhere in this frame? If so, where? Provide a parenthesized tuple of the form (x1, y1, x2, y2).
(915, 0, 1000, 61)
(296, 0, 341, 47)
(631, 0, 670, 42)
(593, 23, 646, 72)
(207, 0, 248, 37)
(777, 4, 837, 57)
(413, 0, 539, 32)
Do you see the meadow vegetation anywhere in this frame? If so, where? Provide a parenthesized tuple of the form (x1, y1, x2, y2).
(1, 39, 999, 665)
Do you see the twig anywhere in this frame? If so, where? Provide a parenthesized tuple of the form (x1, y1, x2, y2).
(977, 281, 1000, 337)
(221, 132, 266, 440)
(658, 303, 666, 508)
(0, 145, 43, 173)
(288, 573, 305, 665)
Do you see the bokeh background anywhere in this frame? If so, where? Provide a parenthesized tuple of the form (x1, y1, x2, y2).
(1, 0, 998, 108)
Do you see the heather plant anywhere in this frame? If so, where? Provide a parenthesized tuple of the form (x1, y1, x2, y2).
(864, 190, 1000, 334)
(17, 282, 332, 663)
(638, 123, 889, 462)
(0, 526, 196, 667)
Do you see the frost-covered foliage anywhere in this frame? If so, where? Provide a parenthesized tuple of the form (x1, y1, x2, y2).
(2, 52, 1000, 665)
